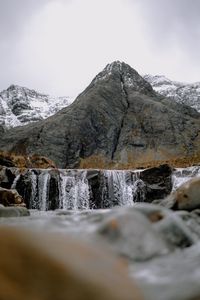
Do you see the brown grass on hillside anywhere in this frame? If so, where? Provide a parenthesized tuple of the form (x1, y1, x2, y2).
(0, 151, 56, 169)
(1, 151, 200, 170)
(79, 153, 200, 170)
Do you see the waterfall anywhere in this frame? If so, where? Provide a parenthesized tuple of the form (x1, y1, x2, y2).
(172, 166, 200, 191)
(12, 168, 146, 211)
(101, 170, 145, 207)
(38, 171, 50, 211)
(132, 172, 146, 202)
(11, 174, 21, 189)
(59, 170, 90, 210)
(29, 170, 38, 209)
(5, 165, 200, 211)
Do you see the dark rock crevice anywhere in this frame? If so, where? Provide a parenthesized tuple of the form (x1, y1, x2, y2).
(37, 125, 44, 141)
(111, 73, 130, 160)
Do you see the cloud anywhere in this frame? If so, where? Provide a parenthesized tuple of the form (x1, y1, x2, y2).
(134, 0, 200, 57)
(0, 0, 200, 96)
(0, 0, 51, 40)
(2, 0, 149, 95)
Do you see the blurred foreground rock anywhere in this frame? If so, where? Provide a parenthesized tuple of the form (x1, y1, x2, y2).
(133, 204, 197, 247)
(96, 208, 170, 261)
(159, 177, 200, 211)
(0, 227, 142, 300)
(95, 204, 199, 261)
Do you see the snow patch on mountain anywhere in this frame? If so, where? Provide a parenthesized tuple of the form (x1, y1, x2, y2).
(0, 85, 74, 129)
(94, 61, 153, 94)
(144, 74, 200, 112)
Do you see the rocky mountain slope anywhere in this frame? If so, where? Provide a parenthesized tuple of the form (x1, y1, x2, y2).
(0, 84, 73, 129)
(0, 61, 199, 168)
(144, 74, 200, 112)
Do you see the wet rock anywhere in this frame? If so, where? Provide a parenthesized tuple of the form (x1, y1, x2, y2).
(133, 203, 196, 248)
(139, 164, 173, 202)
(173, 177, 200, 211)
(191, 209, 200, 217)
(96, 207, 170, 261)
(175, 210, 200, 241)
(131, 242, 200, 300)
(0, 166, 16, 189)
(0, 206, 30, 217)
(153, 211, 196, 248)
(86, 170, 101, 208)
(160, 177, 200, 211)
(133, 203, 166, 222)
(0, 155, 15, 167)
(0, 187, 25, 207)
(0, 226, 142, 300)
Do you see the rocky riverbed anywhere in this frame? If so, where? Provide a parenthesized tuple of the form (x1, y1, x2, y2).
(0, 166, 200, 300)
(1, 199, 200, 298)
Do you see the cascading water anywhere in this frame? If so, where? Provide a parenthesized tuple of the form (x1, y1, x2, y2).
(11, 173, 21, 189)
(101, 170, 145, 207)
(132, 172, 146, 202)
(59, 170, 90, 210)
(38, 171, 50, 211)
(172, 166, 200, 191)
(10, 168, 147, 211)
(13, 166, 197, 211)
(29, 170, 38, 209)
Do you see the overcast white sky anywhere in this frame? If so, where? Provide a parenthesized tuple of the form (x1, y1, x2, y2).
(0, 0, 200, 96)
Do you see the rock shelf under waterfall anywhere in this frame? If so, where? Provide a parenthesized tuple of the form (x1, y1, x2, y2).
(0, 164, 199, 211)
(0, 164, 195, 211)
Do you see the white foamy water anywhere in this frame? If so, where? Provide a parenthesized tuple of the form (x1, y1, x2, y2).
(38, 171, 50, 211)
(9, 166, 200, 211)
(172, 166, 200, 191)
(9, 169, 147, 211)
(29, 170, 38, 209)
(102, 170, 145, 207)
(59, 170, 90, 210)
(11, 173, 21, 189)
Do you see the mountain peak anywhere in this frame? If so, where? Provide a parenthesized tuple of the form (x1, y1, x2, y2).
(104, 60, 137, 74)
(104, 60, 124, 72)
(93, 61, 153, 94)
(6, 84, 46, 97)
(144, 74, 200, 112)
(143, 74, 174, 87)
(0, 85, 73, 129)
(7, 84, 22, 91)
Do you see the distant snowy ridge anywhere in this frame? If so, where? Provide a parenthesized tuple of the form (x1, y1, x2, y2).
(0, 85, 74, 129)
(144, 74, 200, 112)
(1, 72, 200, 130)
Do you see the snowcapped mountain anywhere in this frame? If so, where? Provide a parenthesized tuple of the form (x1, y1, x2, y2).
(144, 74, 200, 112)
(94, 61, 153, 93)
(1, 71, 200, 132)
(0, 85, 74, 129)
(1, 61, 199, 168)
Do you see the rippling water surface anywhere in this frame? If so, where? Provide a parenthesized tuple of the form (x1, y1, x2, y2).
(1, 208, 200, 300)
